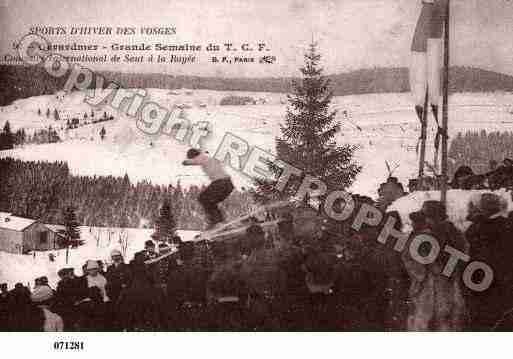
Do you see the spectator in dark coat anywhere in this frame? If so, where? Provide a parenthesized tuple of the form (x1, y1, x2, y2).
(206, 259, 250, 331)
(466, 193, 513, 330)
(240, 224, 285, 330)
(105, 249, 132, 330)
(134, 240, 158, 262)
(275, 219, 308, 330)
(54, 268, 81, 330)
(0, 283, 9, 328)
(73, 260, 111, 330)
(105, 249, 132, 304)
(117, 252, 165, 331)
(206, 239, 251, 331)
(6, 284, 45, 331)
(403, 201, 468, 331)
(75, 286, 106, 331)
(166, 241, 210, 330)
(487, 159, 513, 189)
(302, 249, 345, 331)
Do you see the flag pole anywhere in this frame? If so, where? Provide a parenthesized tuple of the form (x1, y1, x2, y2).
(418, 90, 429, 188)
(441, 0, 450, 204)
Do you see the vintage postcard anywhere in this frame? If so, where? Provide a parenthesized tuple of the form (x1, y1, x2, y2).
(1, 0, 513, 351)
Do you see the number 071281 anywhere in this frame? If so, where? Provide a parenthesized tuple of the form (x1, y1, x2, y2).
(53, 342, 84, 350)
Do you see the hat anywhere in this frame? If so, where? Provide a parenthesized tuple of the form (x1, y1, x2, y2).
(110, 249, 122, 257)
(454, 165, 474, 179)
(31, 286, 53, 303)
(132, 252, 147, 266)
(58, 268, 74, 278)
(85, 260, 99, 270)
(466, 198, 483, 222)
(410, 200, 447, 222)
(145, 240, 155, 248)
(186, 148, 201, 159)
(479, 193, 504, 218)
(158, 242, 171, 253)
(409, 210, 427, 223)
(172, 235, 183, 245)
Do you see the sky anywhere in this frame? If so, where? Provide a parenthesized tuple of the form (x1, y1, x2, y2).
(1, 0, 512, 77)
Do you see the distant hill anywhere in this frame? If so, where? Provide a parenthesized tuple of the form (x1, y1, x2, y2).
(1, 64, 513, 106)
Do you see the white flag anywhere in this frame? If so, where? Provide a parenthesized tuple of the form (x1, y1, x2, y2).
(410, 0, 447, 108)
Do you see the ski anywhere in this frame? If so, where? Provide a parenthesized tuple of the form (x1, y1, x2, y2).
(144, 250, 175, 265)
(198, 200, 292, 241)
(203, 219, 282, 242)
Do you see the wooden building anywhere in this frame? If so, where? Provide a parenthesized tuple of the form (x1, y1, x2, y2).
(0, 212, 65, 254)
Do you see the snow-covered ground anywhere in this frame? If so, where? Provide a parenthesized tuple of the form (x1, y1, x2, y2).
(1, 89, 513, 287)
(0, 226, 199, 289)
(1, 89, 512, 197)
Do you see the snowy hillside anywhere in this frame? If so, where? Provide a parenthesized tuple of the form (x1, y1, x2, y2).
(0, 226, 199, 289)
(1, 89, 513, 197)
(1, 89, 513, 288)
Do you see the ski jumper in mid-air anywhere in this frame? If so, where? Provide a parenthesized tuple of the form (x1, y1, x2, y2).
(182, 148, 234, 228)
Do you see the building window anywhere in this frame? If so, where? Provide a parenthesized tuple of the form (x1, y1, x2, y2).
(39, 231, 48, 245)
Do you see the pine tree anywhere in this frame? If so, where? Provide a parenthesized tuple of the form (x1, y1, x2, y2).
(48, 127, 60, 143)
(154, 200, 176, 243)
(46, 108, 50, 118)
(63, 206, 80, 246)
(255, 42, 360, 202)
(100, 126, 106, 140)
(122, 173, 130, 187)
(53, 109, 60, 121)
(38, 108, 41, 116)
(0, 121, 14, 150)
(14, 129, 24, 146)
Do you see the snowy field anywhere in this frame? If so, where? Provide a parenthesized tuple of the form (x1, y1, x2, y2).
(1, 89, 513, 286)
(0, 226, 199, 288)
(1, 89, 512, 198)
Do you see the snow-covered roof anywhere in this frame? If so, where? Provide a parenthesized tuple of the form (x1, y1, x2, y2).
(44, 224, 66, 235)
(0, 212, 38, 232)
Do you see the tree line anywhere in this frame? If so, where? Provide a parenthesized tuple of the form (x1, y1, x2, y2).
(0, 158, 254, 230)
(2, 64, 513, 106)
(0, 120, 61, 149)
(449, 130, 513, 176)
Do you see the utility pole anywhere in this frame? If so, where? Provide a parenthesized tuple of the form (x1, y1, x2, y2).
(441, 0, 450, 204)
(418, 90, 429, 189)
